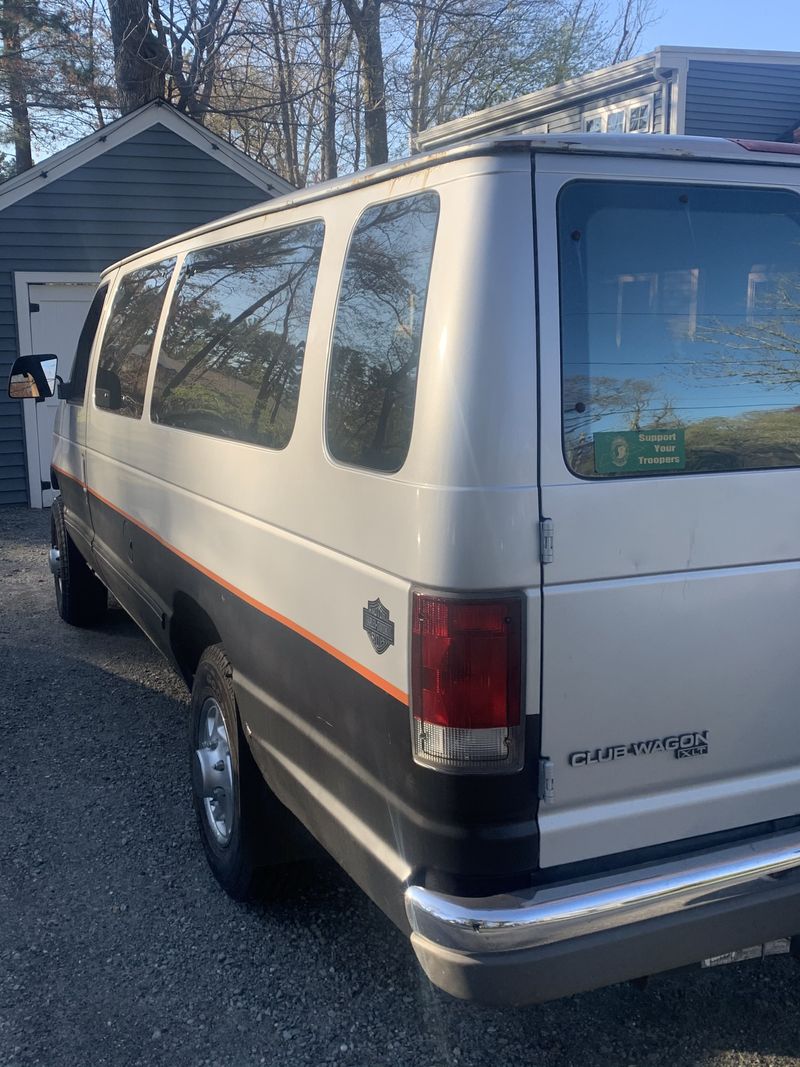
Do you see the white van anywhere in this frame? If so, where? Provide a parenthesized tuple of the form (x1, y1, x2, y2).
(11, 133, 800, 1005)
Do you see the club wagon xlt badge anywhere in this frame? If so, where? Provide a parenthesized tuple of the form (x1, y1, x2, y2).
(363, 598, 395, 654)
(569, 731, 709, 767)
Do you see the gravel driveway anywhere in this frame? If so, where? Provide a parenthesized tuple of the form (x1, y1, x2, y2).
(2, 505, 800, 1067)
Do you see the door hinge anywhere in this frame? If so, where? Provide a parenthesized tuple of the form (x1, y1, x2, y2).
(29, 302, 40, 313)
(539, 758, 555, 803)
(539, 518, 554, 564)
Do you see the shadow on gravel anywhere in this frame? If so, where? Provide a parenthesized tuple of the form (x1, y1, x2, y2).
(242, 861, 800, 1067)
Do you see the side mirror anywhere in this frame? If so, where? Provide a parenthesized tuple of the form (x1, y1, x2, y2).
(95, 366, 122, 411)
(8, 354, 58, 402)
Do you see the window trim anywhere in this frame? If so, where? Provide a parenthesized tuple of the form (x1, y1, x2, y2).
(322, 188, 441, 476)
(583, 93, 655, 135)
(555, 176, 800, 482)
(147, 217, 326, 452)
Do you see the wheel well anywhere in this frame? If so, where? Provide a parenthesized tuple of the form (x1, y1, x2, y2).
(170, 593, 222, 688)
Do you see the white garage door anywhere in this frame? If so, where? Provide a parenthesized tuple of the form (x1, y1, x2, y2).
(17, 276, 98, 507)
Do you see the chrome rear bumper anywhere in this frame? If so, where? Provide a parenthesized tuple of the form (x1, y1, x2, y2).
(405, 828, 800, 1003)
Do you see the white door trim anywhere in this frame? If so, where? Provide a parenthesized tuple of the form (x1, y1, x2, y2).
(14, 271, 100, 507)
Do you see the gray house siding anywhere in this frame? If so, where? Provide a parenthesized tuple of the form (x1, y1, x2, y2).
(684, 61, 800, 140)
(0, 122, 273, 505)
(0, 277, 25, 502)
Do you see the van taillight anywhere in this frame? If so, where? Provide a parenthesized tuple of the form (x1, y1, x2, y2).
(411, 592, 524, 773)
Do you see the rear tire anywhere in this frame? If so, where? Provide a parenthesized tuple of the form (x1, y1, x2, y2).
(51, 498, 107, 626)
(190, 645, 264, 900)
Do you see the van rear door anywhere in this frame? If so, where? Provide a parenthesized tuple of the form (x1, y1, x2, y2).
(534, 151, 800, 869)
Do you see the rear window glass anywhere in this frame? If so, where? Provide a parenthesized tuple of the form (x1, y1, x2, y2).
(559, 181, 800, 477)
(326, 192, 439, 472)
(151, 221, 324, 449)
(95, 260, 175, 418)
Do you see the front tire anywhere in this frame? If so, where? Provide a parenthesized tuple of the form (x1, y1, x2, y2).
(50, 498, 107, 626)
(190, 645, 263, 900)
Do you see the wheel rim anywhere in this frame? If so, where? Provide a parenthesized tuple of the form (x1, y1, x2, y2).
(196, 697, 235, 846)
(51, 529, 63, 609)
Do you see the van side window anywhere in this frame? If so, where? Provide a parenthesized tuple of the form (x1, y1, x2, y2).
(150, 222, 324, 449)
(95, 260, 175, 418)
(67, 283, 108, 404)
(559, 181, 800, 477)
(326, 192, 439, 472)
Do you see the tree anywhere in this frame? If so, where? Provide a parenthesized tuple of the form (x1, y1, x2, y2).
(398, 0, 656, 141)
(0, 0, 114, 173)
(108, 0, 165, 110)
(338, 0, 386, 165)
(2, 0, 660, 181)
(1, 0, 35, 169)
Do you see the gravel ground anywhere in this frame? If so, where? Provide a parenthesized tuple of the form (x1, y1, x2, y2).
(2, 505, 800, 1067)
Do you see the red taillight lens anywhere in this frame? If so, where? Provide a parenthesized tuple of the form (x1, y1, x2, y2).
(411, 592, 524, 772)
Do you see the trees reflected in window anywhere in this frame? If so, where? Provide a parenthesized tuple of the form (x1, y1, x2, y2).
(151, 222, 324, 449)
(96, 260, 175, 418)
(326, 192, 439, 472)
(559, 181, 800, 476)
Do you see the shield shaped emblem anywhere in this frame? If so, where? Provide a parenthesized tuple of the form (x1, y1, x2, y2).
(362, 598, 395, 655)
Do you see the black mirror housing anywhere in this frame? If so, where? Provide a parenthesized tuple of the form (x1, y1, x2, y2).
(8, 354, 58, 402)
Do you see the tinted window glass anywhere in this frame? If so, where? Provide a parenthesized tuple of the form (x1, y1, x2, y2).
(560, 182, 800, 477)
(326, 192, 439, 472)
(95, 260, 175, 418)
(68, 283, 108, 404)
(151, 222, 324, 449)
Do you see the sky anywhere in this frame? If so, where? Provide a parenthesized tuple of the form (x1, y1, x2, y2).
(641, 0, 797, 53)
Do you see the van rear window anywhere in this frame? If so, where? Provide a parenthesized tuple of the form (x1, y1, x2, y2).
(326, 192, 439, 473)
(151, 221, 324, 450)
(559, 181, 800, 477)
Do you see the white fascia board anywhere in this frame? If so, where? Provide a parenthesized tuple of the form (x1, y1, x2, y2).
(0, 102, 293, 215)
(655, 45, 800, 67)
(415, 53, 658, 149)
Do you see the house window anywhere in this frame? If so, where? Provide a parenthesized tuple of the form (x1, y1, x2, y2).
(583, 96, 654, 135)
(606, 111, 625, 134)
(628, 102, 651, 133)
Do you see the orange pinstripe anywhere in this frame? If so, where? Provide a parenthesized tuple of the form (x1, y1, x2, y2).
(52, 463, 409, 705)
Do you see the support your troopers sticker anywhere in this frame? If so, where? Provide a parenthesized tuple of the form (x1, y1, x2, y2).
(594, 428, 686, 474)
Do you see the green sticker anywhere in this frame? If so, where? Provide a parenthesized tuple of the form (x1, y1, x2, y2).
(594, 429, 686, 474)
